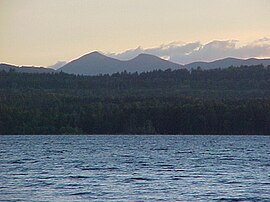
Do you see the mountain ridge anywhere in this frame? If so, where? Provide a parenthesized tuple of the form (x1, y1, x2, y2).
(1, 52, 270, 75)
(58, 51, 181, 75)
(185, 57, 270, 70)
(0, 63, 55, 74)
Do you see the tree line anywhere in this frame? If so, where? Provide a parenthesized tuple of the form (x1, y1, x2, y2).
(1, 65, 270, 135)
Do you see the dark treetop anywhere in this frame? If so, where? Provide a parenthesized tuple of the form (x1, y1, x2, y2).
(1, 65, 270, 135)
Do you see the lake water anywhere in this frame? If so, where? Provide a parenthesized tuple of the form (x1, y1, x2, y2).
(0, 135, 269, 202)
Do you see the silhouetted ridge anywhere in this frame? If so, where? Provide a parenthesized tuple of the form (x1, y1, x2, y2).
(2, 54, 270, 75)
(58, 51, 123, 75)
(185, 57, 270, 70)
(59, 52, 181, 75)
(134, 53, 159, 58)
(0, 63, 54, 74)
(81, 51, 107, 58)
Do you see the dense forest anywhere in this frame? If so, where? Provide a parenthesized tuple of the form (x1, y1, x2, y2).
(1, 65, 270, 135)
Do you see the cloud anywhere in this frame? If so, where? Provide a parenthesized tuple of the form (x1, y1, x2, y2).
(107, 38, 270, 64)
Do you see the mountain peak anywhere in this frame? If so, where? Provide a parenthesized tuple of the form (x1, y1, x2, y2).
(132, 53, 161, 61)
(137, 53, 156, 58)
(90, 51, 103, 55)
(138, 53, 150, 56)
(82, 51, 105, 58)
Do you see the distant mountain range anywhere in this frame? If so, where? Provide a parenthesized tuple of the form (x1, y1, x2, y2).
(58, 51, 181, 75)
(185, 57, 270, 70)
(1, 52, 270, 75)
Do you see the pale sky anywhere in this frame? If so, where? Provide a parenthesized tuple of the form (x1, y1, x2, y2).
(0, 0, 270, 67)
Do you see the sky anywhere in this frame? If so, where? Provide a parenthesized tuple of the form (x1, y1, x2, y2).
(0, 0, 270, 67)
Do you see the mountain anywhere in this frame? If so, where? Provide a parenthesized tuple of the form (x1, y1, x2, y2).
(125, 53, 182, 73)
(58, 52, 181, 75)
(59, 51, 270, 75)
(0, 63, 55, 74)
(47, 61, 67, 70)
(58, 51, 124, 75)
(2, 53, 270, 76)
(185, 57, 270, 70)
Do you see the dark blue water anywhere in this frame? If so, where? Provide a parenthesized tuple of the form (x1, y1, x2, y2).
(0, 135, 269, 201)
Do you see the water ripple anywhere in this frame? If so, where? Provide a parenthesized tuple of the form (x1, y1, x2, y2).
(0, 135, 269, 201)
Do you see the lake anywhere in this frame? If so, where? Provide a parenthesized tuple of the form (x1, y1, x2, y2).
(0, 135, 269, 201)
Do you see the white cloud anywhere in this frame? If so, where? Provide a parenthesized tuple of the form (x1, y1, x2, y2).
(107, 38, 270, 64)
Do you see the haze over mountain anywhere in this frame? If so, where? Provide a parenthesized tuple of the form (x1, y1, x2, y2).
(48, 61, 67, 70)
(58, 51, 181, 75)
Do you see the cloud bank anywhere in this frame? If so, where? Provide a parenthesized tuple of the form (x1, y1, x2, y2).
(107, 38, 270, 64)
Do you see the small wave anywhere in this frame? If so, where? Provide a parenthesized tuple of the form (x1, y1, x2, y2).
(13, 173, 28, 176)
(159, 164, 173, 167)
(46, 150, 66, 154)
(69, 176, 90, 179)
(119, 154, 133, 158)
(176, 150, 193, 154)
(157, 164, 175, 169)
(214, 197, 264, 201)
(71, 191, 93, 196)
(123, 160, 135, 164)
(65, 183, 82, 187)
(155, 148, 169, 151)
(175, 169, 185, 172)
(130, 177, 151, 181)
(80, 167, 119, 171)
(217, 179, 241, 185)
(171, 177, 183, 181)
(123, 177, 155, 183)
(10, 160, 24, 164)
(138, 163, 149, 167)
(21, 158, 35, 161)
(220, 157, 235, 161)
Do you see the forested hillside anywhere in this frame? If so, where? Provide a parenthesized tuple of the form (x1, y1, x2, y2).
(1, 65, 270, 135)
